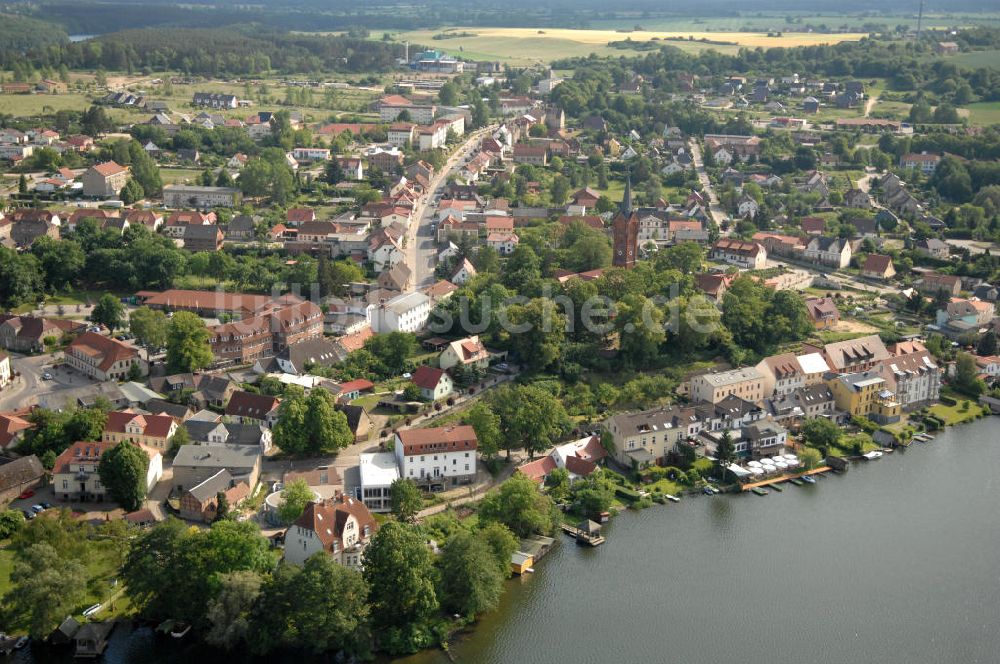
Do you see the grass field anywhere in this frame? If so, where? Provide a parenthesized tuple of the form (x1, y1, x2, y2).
(0, 92, 96, 116)
(949, 49, 1000, 70)
(588, 13, 997, 32)
(396, 27, 867, 64)
(160, 167, 204, 185)
(964, 101, 1000, 126)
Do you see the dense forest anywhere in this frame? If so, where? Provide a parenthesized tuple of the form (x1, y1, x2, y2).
(1, 27, 407, 76)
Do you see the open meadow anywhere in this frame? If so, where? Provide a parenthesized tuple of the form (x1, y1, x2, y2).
(395, 27, 868, 64)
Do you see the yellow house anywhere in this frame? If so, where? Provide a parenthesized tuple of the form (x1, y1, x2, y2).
(827, 371, 901, 424)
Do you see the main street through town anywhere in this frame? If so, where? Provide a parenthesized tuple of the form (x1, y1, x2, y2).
(403, 125, 496, 291)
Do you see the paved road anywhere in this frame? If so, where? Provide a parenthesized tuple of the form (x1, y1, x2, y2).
(0, 353, 83, 410)
(687, 138, 727, 227)
(404, 126, 496, 292)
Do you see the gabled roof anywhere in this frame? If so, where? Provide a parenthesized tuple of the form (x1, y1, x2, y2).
(68, 332, 138, 372)
(104, 410, 174, 438)
(412, 365, 449, 390)
(293, 495, 377, 553)
(863, 254, 893, 273)
(225, 391, 279, 420)
(0, 455, 44, 493)
(396, 425, 477, 455)
(89, 161, 128, 177)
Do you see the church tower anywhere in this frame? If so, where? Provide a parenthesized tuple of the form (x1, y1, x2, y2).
(612, 177, 639, 269)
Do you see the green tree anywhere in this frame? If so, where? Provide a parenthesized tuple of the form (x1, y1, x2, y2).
(31, 236, 84, 292)
(272, 386, 308, 454)
(569, 472, 614, 518)
(166, 311, 213, 372)
(277, 478, 314, 525)
(120, 178, 144, 204)
(464, 402, 502, 459)
(5, 542, 87, 638)
(0, 509, 25, 539)
(252, 555, 370, 656)
(716, 430, 735, 466)
(390, 478, 423, 523)
(977, 330, 997, 357)
(18, 173, 27, 194)
(90, 292, 126, 331)
(953, 352, 986, 397)
(304, 389, 353, 453)
(615, 294, 665, 368)
(205, 570, 263, 650)
(436, 530, 503, 616)
(478, 473, 557, 537)
(129, 306, 168, 349)
(799, 447, 823, 470)
(99, 440, 150, 511)
(505, 298, 565, 371)
(487, 384, 570, 458)
(363, 521, 439, 652)
(478, 521, 519, 578)
(800, 417, 842, 453)
(215, 491, 231, 522)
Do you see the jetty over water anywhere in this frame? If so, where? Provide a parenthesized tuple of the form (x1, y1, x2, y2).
(561, 519, 605, 546)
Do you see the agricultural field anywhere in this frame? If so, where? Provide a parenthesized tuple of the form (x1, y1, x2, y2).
(0, 92, 97, 116)
(948, 49, 1000, 70)
(963, 101, 1000, 126)
(588, 12, 999, 32)
(394, 27, 868, 64)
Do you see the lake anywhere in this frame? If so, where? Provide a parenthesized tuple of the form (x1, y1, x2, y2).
(402, 418, 1000, 664)
(11, 419, 999, 663)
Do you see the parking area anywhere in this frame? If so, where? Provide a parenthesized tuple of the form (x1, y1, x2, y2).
(6, 484, 126, 522)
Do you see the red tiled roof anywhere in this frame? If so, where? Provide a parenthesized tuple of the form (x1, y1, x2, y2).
(104, 410, 175, 439)
(293, 495, 377, 552)
(68, 332, 138, 372)
(336, 378, 374, 394)
(396, 425, 477, 455)
(0, 411, 33, 450)
(226, 391, 280, 419)
(53, 440, 113, 474)
(411, 365, 447, 390)
(91, 161, 128, 177)
(863, 254, 893, 273)
(338, 327, 373, 353)
(517, 455, 557, 482)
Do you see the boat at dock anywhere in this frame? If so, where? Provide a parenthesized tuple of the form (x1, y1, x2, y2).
(788, 478, 804, 486)
(665, 494, 680, 503)
(768, 483, 783, 492)
(751, 487, 769, 496)
(801, 475, 816, 484)
(862, 451, 884, 460)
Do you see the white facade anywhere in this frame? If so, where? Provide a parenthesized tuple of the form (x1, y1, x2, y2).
(372, 291, 431, 333)
(359, 452, 399, 513)
(163, 185, 241, 208)
(394, 438, 477, 484)
(0, 353, 10, 388)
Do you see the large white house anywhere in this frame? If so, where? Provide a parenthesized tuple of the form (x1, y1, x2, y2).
(283, 496, 377, 570)
(358, 451, 399, 513)
(394, 425, 478, 487)
(372, 291, 431, 333)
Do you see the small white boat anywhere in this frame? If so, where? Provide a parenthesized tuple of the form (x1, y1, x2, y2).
(862, 451, 883, 460)
(665, 494, 680, 503)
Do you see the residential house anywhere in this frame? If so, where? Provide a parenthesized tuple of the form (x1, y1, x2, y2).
(172, 443, 261, 493)
(102, 410, 177, 453)
(937, 297, 994, 328)
(65, 332, 144, 382)
(826, 370, 901, 424)
(916, 272, 962, 297)
(820, 334, 891, 373)
(803, 236, 851, 269)
(439, 336, 489, 371)
(81, 161, 128, 198)
(182, 224, 224, 252)
(271, 337, 347, 375)
(394, 425, 478, 487)
(184, 419, 272, 454)
(337, 403, 372, 442)
(914, 238, 950, 260)
(179, 469, 251, 522)
(0, 410, 33, 452)
(449, 257, 477, 285)
(518, 434, 607, 483)
(0, 315, 84, 353)
(225, 391, 280, 428)
(225, 214, 256, 240)
(411, 365, 454, 401)
(880, 340, 942, 410)
(694, 273, 734, 303)
(53, 440, 162, 502)
(844, 189, 872, 209)
(163, 185, 241, 208)
(710, 239, 767, 270)
(862, 254, 896, 281)
(512, 144, 548, 165)
(371, 291, 431, 333)
(689, 367, 765, 405)
(755, 353, 806, 398)
(284, 496, 377, 570)
(377, 262, 412, 292)
(900, 152, 941, 174)
(800, 217, 825, 235)
(603, 405, 702, 467)
(805, 297, 840, 329)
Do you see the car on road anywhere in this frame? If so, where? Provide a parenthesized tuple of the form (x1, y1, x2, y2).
(42, 372, 53, 380)
(40, 502, 52, 510)
(18, 489, 34, 500)
(31, 504, 45, 513)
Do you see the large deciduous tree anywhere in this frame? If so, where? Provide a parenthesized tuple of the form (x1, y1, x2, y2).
(436, 530, 503, 617)
(99, 440, 150, 511)
(166, 311, 213, 373)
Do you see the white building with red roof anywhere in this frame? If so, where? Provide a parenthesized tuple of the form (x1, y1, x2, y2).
(517, 434, 607, 483)
(394, 425, 477, 486)
(102, 410, 178, 453)
(439, 336, 489, 371)
(284, 495, 377, 569)
(410, 365, 454, 401)
(53, 440, 162, 502)
(65, 332, 145, 382)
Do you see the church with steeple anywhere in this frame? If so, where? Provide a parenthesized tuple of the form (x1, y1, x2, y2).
(611, 177, 639, 269)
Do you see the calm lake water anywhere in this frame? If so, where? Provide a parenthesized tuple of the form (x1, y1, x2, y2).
(402, 418, 1000, 664)
(10, 419, 999, 663)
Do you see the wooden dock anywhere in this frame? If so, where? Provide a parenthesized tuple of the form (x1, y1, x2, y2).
(740, 466, 832, 492)
(560, 522, 606, 547)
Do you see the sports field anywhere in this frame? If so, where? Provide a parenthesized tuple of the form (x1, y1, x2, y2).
(397, 27, 868, 64)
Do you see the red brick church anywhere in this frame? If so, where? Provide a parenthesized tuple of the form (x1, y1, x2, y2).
(612, 178, 638, 269)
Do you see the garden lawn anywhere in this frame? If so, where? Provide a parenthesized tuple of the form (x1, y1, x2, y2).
(927, 400, 986, 426)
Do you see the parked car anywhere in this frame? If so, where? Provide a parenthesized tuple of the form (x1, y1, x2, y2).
(21, 510, 36, 520)
(18, 489, 34, 500)
(31, 504, 45, 513)
(40, 502, 52, 510)
(42, 372, 53, 380)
